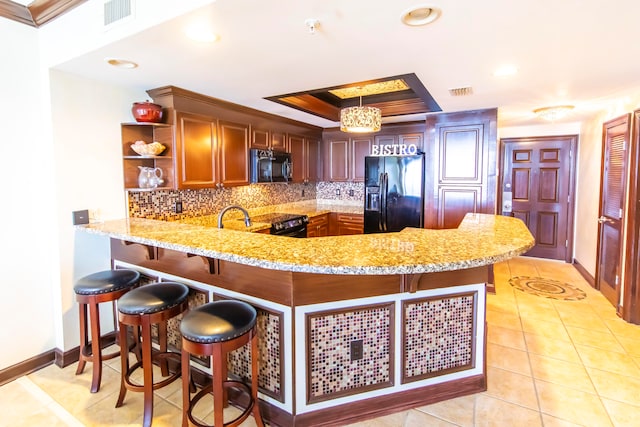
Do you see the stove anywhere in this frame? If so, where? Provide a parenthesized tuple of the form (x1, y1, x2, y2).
(251, 212, 309, 237)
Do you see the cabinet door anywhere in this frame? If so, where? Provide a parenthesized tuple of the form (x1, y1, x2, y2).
(351, 137, 372, 182)
(307, 139, 321, 182)
(326, 139, 350, 182)
(307, 214, 329, 237)
(176, 112, 218, 189)
(251, 128, 270, 149)
(218, 120, 250, 187)
(425, 109, 497, 229)
(272, 131, 288, 152)
(289, 134, 306, 183)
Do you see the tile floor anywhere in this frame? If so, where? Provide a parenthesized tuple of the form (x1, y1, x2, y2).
(1, 257, 640, 426)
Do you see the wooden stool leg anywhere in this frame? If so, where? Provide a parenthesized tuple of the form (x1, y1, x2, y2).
(115, 322, 129, 408)
(75, 302, 88, 375)
(251, 330, 265, 427)
(181, 347, 191, 427)
(141, 315, 154, 427)
(158, 320, 169, 376)
(213, 345, 225, 427)
(88, 300, 103, 393)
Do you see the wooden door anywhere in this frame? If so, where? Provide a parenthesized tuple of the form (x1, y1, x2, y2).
(596, 114, 631, 309)
(175, 111, 218, 189)
(218, 120, 249, 187)
(623, 109, 640, 324)
(500, 136, 577, 261)
(424, 109, 497, 229)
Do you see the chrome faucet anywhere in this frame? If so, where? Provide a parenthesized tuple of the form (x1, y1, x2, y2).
(217, 205, 252, 228)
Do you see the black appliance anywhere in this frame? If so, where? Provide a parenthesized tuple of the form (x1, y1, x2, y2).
(251, 212, 309, 237)
(364, 154, 425, 233)
(250, 149, 292, 183)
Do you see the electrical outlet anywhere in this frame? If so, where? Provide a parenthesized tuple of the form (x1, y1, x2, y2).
(302, 189, 305, 197)
(335, 189, 341, 196)
(348, 189, 354, 197)
(350, 340, 363, 361)
(72, 209, 89, 225)
(175, 201, 183, 214)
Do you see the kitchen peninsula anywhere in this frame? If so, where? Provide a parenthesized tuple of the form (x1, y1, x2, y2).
(78, 212, 533, 427)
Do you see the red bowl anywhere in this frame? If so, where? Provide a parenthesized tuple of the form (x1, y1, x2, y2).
(132, 101, 163, 123)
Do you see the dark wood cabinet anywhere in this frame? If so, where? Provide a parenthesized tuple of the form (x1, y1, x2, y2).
(121, 123, 174, 190)
(290, 134, 321, 183)
(307, 214, 329, 237)
(424, 108, 497, 229)
(251, 129, 288, 152)
(175, 111, 218, 189)
(323, 137, 371, 182)
(218, 120, 250, 187)
(330, 213, 364, 235)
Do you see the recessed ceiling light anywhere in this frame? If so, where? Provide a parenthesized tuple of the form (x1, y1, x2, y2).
(104, 58, 138, 69)
(494, 64, 518, 77)
(184, 23, 219, 42)
(533, 105, 575, 121)
(401, 5, 442, 26)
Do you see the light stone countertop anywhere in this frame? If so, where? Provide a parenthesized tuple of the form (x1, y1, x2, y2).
(77, 213, 534, 275)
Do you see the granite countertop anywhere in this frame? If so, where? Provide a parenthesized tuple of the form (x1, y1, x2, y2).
(78, 212, 534, 275)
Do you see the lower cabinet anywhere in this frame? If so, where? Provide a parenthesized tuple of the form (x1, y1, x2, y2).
(307, 213, 329, 237)
(330, 213, 364, 235)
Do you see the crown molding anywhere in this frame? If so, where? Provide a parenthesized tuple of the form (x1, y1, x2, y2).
(0, 0, 86, 28)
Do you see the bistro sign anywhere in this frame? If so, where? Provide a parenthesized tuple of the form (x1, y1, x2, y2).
(370, 143, 419, 156)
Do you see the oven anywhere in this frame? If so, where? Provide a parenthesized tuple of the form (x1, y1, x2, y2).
(251, 212, 308, 238)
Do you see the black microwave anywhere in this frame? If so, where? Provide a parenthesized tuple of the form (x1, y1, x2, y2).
(250, 149, 292, 183)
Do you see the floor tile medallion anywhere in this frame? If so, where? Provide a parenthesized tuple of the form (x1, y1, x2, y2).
(508, 276, 586, 301)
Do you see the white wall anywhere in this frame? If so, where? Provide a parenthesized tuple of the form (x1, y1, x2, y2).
(49, 70, 147, 350)
(0, 19, 57, 370)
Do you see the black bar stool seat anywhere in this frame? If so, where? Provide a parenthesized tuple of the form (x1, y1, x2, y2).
(180, 300, 265, 427)
(115, 281, 190, 427)
(74, 269, 140, 393)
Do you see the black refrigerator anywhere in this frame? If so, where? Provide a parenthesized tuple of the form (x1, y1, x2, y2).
(364, 154, 425, 233)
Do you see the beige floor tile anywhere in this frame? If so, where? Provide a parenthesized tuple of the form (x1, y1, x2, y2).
(485, 366, 538, 409)
(535, 379, 612, 427)
(565, 325, 625, 353)
(343, 410, 407, 426)
(539, 414, 583, 427)
(486, 295, 518, 316)
(604, 318, 640, 339)
(403, 409, 460, 427)
(486, 309, 522, 331)
(415, 393, 475, 427)
(487, 324, 526, 351)
(474, 394, 543, 427)
(521, 317, 570, 341)
(586, 367, 640, 406)
(575, 344, 640, 378)
(616, 335, 640, 357)
(487, 343, 531, 375)
(557, 307, 609, 332)
(523, 332, 581, 364)
(0, 380, 73, 427)
(528, 353, 595, 393)
(600, 398, 640, 427)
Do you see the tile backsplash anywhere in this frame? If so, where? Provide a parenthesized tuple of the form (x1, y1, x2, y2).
(127, 181, 365, 220)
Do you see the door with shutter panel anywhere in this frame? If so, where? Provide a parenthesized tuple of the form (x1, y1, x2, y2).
(596, 114, 630, 309)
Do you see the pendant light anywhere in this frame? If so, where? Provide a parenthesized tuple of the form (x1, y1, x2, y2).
(340, 96, 382, 133)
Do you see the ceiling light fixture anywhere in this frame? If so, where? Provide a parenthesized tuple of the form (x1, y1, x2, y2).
(533, 105, 575, 121)
(104, 58, 138, 69)
(401, 5, 442, 26)
(184, 23, 219, 42)
(340, 96, 382, 133)
(305, 18, 320, 35)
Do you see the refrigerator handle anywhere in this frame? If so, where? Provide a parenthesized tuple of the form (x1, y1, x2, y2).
(382, 172, 388, 231)
(378, 173, 384, 232)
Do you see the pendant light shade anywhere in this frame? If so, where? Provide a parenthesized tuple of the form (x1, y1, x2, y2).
(340, 97, 382, 133)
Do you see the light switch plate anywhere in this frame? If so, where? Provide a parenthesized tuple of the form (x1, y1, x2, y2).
(72, 209, 89, 225)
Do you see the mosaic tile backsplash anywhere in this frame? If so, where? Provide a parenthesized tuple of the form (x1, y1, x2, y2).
(403, 293, 476, 381)
(127, 182, 364, 220)
(307, 304, 393, 402)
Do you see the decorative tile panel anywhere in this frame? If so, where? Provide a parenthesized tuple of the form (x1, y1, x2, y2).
(402, 292, 476, 382)
(226, 303, 284, 402)
(307, 303, 394, 403)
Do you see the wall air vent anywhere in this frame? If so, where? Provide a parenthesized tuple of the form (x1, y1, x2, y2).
(104, 0, 134, 28)
(448, 86, 473, 97)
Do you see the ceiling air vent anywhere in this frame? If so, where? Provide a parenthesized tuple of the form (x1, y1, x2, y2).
(448, 86, 473, 97)
(104, 0, 134, 27)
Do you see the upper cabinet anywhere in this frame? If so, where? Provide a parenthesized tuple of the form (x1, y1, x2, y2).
(218, 120, 250, 187)
(322, 124, 424, 182)
(423, 108, 497, 229)
(251, 128, 288, 152)
(175, 111, 217, 189)
(290, 134, 321, 183)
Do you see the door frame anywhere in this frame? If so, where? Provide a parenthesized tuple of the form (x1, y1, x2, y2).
(498, 135, 578, 263)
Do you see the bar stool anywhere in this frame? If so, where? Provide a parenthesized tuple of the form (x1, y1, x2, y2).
(180, 300, 264, 427)
(115, 281, 190, 427)
(74, 269, 140, 393)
